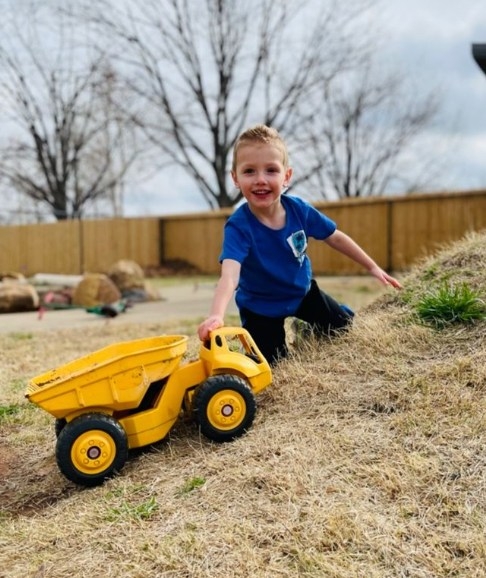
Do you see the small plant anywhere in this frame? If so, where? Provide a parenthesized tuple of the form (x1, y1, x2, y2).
(105, 496, 159, 522)
(416, 282, 486, 328)
(0, 404, 21, 422)
(178, 476, 206, 495)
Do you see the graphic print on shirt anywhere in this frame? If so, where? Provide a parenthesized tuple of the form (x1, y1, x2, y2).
(286, 230, 307, 265)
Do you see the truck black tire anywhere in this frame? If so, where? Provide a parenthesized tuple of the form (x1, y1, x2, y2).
(54, 418, 66, 438)
(193, 374, 256, 443)
(56, 413, 129, 487)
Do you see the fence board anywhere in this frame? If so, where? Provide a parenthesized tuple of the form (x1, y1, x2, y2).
(310, 198, 391, 274)
(0, 221, 80, 276)
(81, 218, 161, 273)
(390, 191, 486, 269)
(162, 210, 230, 274)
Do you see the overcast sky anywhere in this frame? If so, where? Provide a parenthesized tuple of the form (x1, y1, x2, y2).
(384, 0, 486, 160)
(123, 0, 486, 217)
(3, 0, 482, 220)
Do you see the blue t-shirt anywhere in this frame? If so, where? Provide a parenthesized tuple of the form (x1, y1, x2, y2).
(220, 194, 337, 317)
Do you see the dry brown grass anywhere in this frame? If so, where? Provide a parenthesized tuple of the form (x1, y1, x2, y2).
(1, 232, 486, 577)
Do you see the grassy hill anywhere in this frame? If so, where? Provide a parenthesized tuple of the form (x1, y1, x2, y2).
(1, 231, 485, 577)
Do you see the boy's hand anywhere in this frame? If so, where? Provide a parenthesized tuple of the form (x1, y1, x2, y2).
(370, 266, 402, 289)
(197, 315, 224, 341)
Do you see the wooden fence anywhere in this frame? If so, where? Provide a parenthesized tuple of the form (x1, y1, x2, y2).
(0, 190, 485, 277)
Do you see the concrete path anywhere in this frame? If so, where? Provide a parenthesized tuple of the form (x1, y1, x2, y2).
(0, 282, 237, 334)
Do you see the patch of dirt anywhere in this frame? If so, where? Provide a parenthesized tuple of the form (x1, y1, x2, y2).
(0, 437, 76, 518)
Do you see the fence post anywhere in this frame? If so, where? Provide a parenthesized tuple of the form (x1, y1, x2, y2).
(78, 218, 84, 275)
(387, 199, 393, 273)
(158, 219, 165, 264)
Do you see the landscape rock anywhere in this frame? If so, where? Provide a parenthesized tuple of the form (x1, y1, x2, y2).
(107, 260, 145, 292)
(72, 274, 121, 308)
(0, 272, 27, 283)
(107, 259, 161, 302)
(0, 282, 39, 313)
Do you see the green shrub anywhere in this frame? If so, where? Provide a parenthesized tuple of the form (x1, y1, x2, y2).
(416, 282, 486, 328)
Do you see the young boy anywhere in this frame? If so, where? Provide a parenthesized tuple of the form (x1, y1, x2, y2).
(198, 124, 402, 364)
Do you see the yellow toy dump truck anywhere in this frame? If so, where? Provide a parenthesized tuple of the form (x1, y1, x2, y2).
(26, 327, 272, 487)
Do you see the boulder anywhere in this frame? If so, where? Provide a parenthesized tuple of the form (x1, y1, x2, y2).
(107, 259, 161, 302)
(0, 282, 39, 313)
(107, 260, 145, 292)
(0, 272, 27, 283)
(72, 274, 121, 308)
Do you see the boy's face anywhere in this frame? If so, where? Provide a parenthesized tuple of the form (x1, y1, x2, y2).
(231, 142, 292, 210)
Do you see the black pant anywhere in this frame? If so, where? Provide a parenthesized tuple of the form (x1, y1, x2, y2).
(240, 279, 353, 365)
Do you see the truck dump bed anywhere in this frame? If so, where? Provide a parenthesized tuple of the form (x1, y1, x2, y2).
(26, 335, 188, 418)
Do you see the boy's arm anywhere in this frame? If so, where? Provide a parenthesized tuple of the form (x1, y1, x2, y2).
(324, 230, 402, 288)
(197, 259, 241, 340)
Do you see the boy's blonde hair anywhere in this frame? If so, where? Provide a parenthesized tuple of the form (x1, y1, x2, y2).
(232, 124, 289, 172)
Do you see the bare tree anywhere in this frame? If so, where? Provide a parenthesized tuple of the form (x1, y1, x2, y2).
(80, 0, 375, 210)
(0, 2, 140, 221)
(290, 63, 441, 199)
